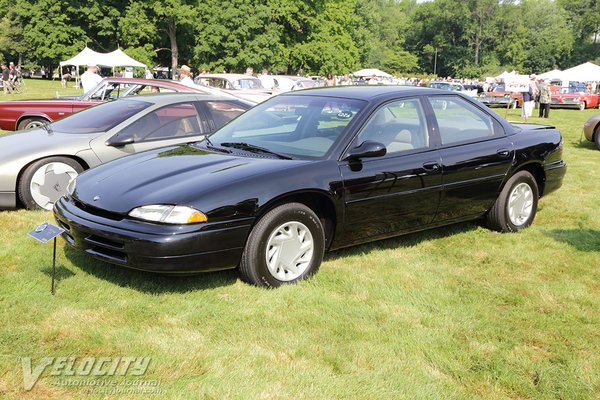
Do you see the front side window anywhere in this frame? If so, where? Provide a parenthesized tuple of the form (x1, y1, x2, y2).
(356, 98, 429, 154)
(117, 102, 205, 142)
(205, 95, 366, 158)
(205, 101, 248, 130)
(428, 96, 504, 145)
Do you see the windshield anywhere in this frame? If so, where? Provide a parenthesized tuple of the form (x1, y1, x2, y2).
(51, 99, 152, 134)
(203, 95, 366, 159)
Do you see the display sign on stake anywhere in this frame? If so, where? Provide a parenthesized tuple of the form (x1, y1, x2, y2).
(28, 222, 65, 295)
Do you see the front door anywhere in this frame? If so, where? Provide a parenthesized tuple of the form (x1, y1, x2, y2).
(338, 97, 442, 246)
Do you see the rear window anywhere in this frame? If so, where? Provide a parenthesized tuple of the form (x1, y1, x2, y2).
(51, 100, 151, 134)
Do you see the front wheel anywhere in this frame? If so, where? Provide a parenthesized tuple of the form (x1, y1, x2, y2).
(18, 157, 83, 210)
(595, 126, 600, 150)
(239, 203, 325, 288)
(17, 117, 49, 131)
(579, 101, 586, 111)
(485, 171, 539, 232)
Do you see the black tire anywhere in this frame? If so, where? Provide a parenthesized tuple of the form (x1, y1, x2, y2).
(511, 100, 517, 109)
(485, 171, 539, 233)
(18, 157, 83, 210)
(239, 203, 325, 288)
(17, 117, 49, 131)
(579, 102, 586, 111)
(594, 126, 600, 151)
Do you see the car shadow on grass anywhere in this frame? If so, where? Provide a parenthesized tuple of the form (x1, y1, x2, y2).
(325, 221, 479, 260)
(573, 138, 597, 150)
(62, 221, 479, 292)
(545, 229, 600, 252)
(63, 247, 238, 293)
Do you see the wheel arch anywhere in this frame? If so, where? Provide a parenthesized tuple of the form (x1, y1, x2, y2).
(255, 190, 338, 250)
(15, 114, 52, 130)
(510, 162, 546, 197)
(15, 155, 90, 207)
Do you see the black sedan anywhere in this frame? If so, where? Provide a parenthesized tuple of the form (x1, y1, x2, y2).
(54, 86, 567, 287)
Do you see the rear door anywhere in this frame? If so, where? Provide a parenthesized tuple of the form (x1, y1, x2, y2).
(426, 95, 514, 222)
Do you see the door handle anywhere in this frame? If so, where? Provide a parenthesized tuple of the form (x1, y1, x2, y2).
(497, 149, 511, 158)
(422, 161, 440, 171)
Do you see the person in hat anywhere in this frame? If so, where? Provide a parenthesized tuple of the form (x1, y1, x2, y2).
(538, 79, 551, 118)
(521, 74, 538, 121)
(80, 64, 102, 93)
(179, 65, 194, 87)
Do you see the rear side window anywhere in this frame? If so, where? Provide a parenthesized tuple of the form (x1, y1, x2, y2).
(428, 96, 504, 145)
(118, 102, 206, 142)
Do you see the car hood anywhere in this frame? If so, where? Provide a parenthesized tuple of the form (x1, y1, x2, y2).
(0, 128, 96, 162)
(73, 144, 311, 214)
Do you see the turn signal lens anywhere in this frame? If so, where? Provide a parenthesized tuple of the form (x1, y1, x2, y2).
(128, 205, 207, 224)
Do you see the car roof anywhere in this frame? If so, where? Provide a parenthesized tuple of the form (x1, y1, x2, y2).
(199, 74, 261, 80)
(113, 92, 248, 105)
(279, 85, 445, 101)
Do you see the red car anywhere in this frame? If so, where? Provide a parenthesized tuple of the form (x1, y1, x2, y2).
(478, 85, 523, 108)
(0, 78, 206, 131)
(550, 87, 600, 110)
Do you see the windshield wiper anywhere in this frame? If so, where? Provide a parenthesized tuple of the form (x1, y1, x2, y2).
(198, 135, 231, 153)
(220, 142, 293, 160)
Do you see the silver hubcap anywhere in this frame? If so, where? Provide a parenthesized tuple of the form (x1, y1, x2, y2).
(26, 120, 45, 129)
(265, 221, 314, 281)
(508, 182, 533, 226)
(30, 162, 79, 210)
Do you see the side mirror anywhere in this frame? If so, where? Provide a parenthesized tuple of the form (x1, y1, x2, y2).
(344, 140, 386, 161)
(105, 135, 134, 147)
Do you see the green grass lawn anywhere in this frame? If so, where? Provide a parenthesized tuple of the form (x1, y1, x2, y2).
(2, 78, 82, 100)
(0, 84, 599, 399)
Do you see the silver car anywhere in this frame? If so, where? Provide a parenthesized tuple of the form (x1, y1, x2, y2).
(0, 93, 250, 210)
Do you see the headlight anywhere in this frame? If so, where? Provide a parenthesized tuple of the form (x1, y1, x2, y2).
(128, 205, 208, 224)
(66, 178, 76, 196)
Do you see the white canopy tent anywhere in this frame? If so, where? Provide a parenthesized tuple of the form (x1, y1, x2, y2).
(560, 62, 600, 83)
(59, 47, 147, 87)
(60, 47, 146, 69)
(537, 69, 564, 80)
(353, 68, 393, 78)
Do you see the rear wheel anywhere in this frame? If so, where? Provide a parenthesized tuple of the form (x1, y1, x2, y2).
(486, 171, 539, 232)
(18, 157, 83, 210)
(239, 203, 325, 288)
(17, 117, 49, 131)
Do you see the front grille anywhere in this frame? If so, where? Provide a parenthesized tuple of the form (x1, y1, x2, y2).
(72, 198, 124, 221)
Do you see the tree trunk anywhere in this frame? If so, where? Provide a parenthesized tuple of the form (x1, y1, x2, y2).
(167, 18, 178, 80)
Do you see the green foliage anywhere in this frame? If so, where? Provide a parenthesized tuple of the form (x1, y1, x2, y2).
(0, 0, 598, 77)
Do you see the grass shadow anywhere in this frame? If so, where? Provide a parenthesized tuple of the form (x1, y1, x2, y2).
(572, 138, 597, 150)
(40, 264, 76, 289)
(325, 221, 478, 261)
(63, 247, 238, 294)
(545, 229, 600, 252)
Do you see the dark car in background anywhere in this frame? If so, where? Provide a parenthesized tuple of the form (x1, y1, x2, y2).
(0, 93, 250, 210)
(55, 86, 566, 287)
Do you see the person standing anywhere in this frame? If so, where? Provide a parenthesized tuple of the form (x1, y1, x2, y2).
(521, 74, 537, 121)
(80, 64, 102, 93)
(339, 74, 353, 85)
(2, 64, 12, 94)
(179, 65, 195, 87)
(538, 79, 551, 118)
(323, 73, 337, 86)
(258, 69, 275, 91)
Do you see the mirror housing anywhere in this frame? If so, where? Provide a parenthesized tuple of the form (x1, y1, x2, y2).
(344, 140, 387, 161)
(105, 135, 134, 147)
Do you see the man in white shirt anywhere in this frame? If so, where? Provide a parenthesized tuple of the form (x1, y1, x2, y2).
(179, 65, 195, 87)
(80, 64, 102, 93)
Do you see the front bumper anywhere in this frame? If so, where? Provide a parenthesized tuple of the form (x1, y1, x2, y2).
(53, 196, 253, 273)
(0, 191, 17, 209)
(479, 97, 514, 107)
